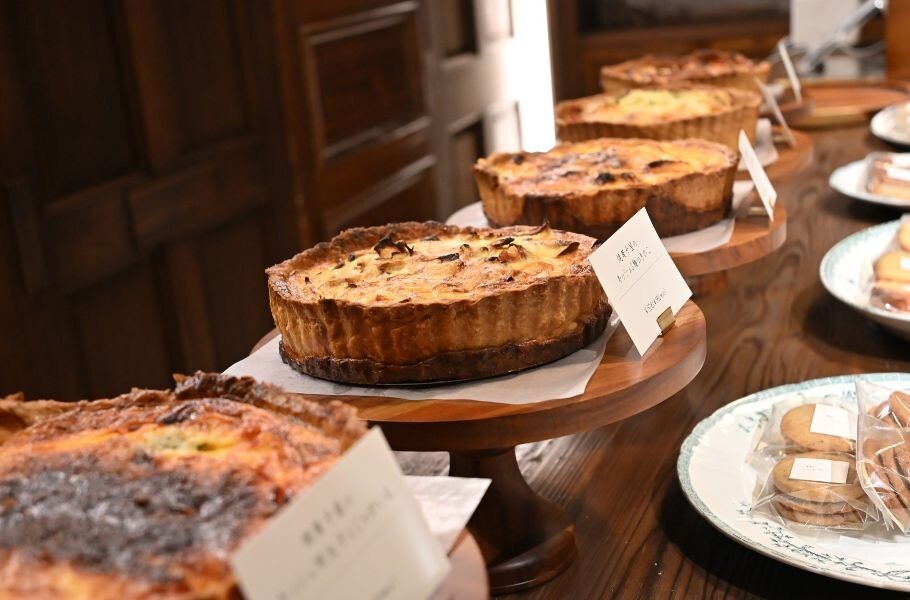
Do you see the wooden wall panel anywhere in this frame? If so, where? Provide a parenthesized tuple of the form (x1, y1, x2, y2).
(73, 265, 172, 398)
(335, 166, 437, 231)
(11, 0, 137, 197)
(449, 121, 484, 209)
(196, 217, 273, 367)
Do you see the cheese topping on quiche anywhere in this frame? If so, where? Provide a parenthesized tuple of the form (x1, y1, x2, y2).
(480, 138, 734, 196)
(575, 88, 738, 125)
(606, 50, 763, 84)
(287, 225, 594, 305)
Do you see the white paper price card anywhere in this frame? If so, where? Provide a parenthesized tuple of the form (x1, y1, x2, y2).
(755, 78, 795, 147)
(789, 458, 850, 484)
(588, 208, 691, 356)
(778, 40, 802, 103)
(231, 427, 450, 600)
(739, 130, 777, 218)
(810, 404, 857, 441)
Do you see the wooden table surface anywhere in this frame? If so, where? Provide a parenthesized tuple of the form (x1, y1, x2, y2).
(504, 125, 910, 599)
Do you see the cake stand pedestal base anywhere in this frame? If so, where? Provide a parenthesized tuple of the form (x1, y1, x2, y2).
(450, 447, 576, 594)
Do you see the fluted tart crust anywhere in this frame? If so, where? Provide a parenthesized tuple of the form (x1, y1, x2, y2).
(556, 85, 761, 150)
(600, 49, 771, 94)
(474, 138, 738, 237)
(267, 221, 610, 384)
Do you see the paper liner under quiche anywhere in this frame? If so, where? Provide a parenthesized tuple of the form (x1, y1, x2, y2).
(556, 85, 761, 150)
(267, 221, 610, 385)
(599, 49, 771, 94)
(473, 138, 738, 237)
(0, 372, 365, 600)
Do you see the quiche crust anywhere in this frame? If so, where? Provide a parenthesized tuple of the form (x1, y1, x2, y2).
(556, 86, 761, 150)
(599, 49, 771, 94)
(0, 373, 364, 600)
(474, 138, 738, 237)
(267, 222, 610, 384)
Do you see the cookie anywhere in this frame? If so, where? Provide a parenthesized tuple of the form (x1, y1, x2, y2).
(780, 404, 854, 452)
(774, 494, 861, 515)
(859, 445, 910, 530)
(773, 502, 863, 528)
(890, 391, 910, 428)
(771, 451, 864, 503)
(870, 400, 902, 427)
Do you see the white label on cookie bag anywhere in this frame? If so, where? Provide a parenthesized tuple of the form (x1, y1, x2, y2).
(789, 458, 850, 484)
(810, 404, 857, 441)
(231, 427, 450, 600)
(739, 130, 777, 218)
(587, 208, 692, 356)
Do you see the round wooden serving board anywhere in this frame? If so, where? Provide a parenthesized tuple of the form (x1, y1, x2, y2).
(432, 531, 488, 600)
(671, 204, 787, 279)
(788, 79, 910, 129)
(735, 127, 814, 182)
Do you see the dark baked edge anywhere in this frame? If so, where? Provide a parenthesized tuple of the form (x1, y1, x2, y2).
(279, 303, 612, 385)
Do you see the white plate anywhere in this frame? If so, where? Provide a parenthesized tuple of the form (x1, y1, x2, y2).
(820, 220, 910, 340)
(678, 374, 910, 592)
(871, 102, 910, 147)
(829, 159, 910, 210)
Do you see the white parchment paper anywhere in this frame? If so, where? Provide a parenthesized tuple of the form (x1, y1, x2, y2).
(224, 312, 619, 404)
(407, 476, 490, 553)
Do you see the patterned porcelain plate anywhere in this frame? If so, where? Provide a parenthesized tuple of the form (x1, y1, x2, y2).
(819, 220, 910, 341)
(829, 158, 910, 209)
(678, 374, 910, 592)
(871, 101, 910, 147)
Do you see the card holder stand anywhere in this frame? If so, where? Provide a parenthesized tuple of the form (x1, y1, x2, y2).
(657, 306, 676, 335)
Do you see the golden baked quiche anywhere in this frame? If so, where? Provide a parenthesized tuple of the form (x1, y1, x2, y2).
(556, 85, 761, 150)
(267, 222, 610, 384)
(600, 49, 771, 94)
(474, 138, 738, 237)
(0, 372, 364, 599)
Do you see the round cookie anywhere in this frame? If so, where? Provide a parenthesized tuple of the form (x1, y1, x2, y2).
(774, 494, 860, 515)
(889, 391, 910, 428)
(771, 451, 864, 502)
(780, 404, 854, 452)
(773, 502, 863, 528)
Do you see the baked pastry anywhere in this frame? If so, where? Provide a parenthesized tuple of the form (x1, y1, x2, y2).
(901, 218, 910, 251)
(267, 222, 610, 384)
(779, 404, 855, 453)
(0, 372, 365, 599)
(556, 85, 761, 150)
(874, 251, 910, 284)
(600, 49, 771, 94)
(474, 138, 738, 237)
(860, 434, 910, 531)
(769, 451, 867, 528)
(871, 280, 910, 312)
(866, 154, 910, 201)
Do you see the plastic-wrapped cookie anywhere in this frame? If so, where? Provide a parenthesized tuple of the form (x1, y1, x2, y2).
(779, 404, 855, 453)
(771, 451, 864, 503)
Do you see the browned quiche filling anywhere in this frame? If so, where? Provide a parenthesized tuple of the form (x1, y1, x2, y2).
(0, 373, 364, 600)
(474, 138, 738, 238)
(556, 86, 761, 149)
(600, 49, 770, 93)
(267, 222, 610, 384)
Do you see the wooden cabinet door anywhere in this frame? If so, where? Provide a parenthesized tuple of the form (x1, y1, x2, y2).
(0, 0, 298, 399)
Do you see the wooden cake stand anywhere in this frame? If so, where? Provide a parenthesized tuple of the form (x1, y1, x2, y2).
(256, 301, 706, 593)
(671, 203, 787, 294)
(787, 79, 910, 129)
(735, 127, 814, 182)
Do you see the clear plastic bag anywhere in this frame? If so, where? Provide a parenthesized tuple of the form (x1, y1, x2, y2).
(748, 396, 871, 531)
(751, 449, 875, 531)
(856, 380, 910, 534)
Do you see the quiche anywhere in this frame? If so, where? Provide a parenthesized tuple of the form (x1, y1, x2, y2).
(474, 138, 738, 237)
(267, 222, 610, 384)
(555, 85, 761, 150)
(600, 49, 771, 94)
(0, 372, 364, 600)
